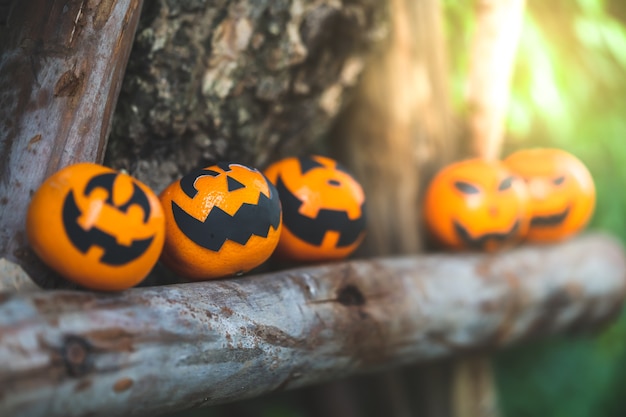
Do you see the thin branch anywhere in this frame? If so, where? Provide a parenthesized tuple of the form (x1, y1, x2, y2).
(1, 233, 624, 417)
(466, 0, 527, 160)
(0, 0, 144, 289)
(460, 2, 528, 415)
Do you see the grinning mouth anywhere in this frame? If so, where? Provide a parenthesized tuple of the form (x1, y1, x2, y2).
(453, 220, 520, 251)
(530, 206, 570, 227)
(275, 175, 366, 247)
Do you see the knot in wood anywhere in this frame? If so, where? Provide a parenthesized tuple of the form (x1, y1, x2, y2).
(336, 284, 365, 306)
(62, 335, 93, 377)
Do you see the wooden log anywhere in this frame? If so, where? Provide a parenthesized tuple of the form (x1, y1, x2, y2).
(0, 0, 144, 289)
(1, 233, 624, 417)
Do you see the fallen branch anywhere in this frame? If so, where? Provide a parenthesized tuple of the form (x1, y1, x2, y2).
(0, 0, 144, 289)
(0, 233, 624, 417)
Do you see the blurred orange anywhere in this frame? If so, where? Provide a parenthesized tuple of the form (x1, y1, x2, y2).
(504, 148, 595, 242)
(423, 158, 530, 251)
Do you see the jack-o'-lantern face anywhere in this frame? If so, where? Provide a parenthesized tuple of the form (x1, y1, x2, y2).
(264, 156, 366, 262)
(160, 162, 282, 280)
(26, 163, 165, 291)
(423, 159, 529, 251)
(504, 148, 595, 242)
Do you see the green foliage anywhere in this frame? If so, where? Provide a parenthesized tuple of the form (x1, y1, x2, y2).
(507, 1, 626, 144)
(442, 0, 626, 416)
(495, 311, 626, 417)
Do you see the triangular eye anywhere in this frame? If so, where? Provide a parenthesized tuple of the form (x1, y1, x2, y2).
(454, 181, 480, 194)
(498, 177, 513, 191)
(298, 157, 325, 174)
(227, 176, 246, 192)
(553, 176, 565, 185)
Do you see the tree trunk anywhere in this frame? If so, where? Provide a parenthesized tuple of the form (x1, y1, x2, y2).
(105, 0, 388, 193)
(332, 0, 454, 256)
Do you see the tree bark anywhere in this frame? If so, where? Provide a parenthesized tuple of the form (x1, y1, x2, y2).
(105, 0, 387, 194)
(0, 0, 144, 289)
(1, 233, 624, 417)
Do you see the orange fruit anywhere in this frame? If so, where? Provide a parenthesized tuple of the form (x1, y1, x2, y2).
(26, 163, 165, 291)
(159, 162, 282, 280)
(504, 148, 595, 242)
(264, 155, 366, 262)
(423, 158, 529, 251)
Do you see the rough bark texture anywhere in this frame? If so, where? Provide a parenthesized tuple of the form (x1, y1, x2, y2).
(0, 0, 144, 289)
(1, 233, 624, 417)
(105, 0, 387, 194)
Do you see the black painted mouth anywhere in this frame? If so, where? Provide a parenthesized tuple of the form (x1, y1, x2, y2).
(530, 206, 570, 227)
(61, 173, 154, 266)
(453, 219, 520, 251)
(275, 175, 366, 248)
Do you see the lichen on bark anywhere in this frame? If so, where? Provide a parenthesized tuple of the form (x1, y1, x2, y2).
(105, 0, 386, 193)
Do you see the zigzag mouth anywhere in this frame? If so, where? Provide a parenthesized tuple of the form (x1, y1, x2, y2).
(453, 219, 520, 251)
(530, 205, 570, 227)
(275, 175, 366, 248)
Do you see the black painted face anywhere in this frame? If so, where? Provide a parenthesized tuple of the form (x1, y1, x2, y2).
(275, 176, 365, 248)
(62, 173, 154, 266)
(530, 205, 571, 227)
(171, 162, 281, 252)
(274, 157, 366, 248)
(451, 175, 522, 251)
(524, 175, 571, 228)
(453, 220, 521, 251)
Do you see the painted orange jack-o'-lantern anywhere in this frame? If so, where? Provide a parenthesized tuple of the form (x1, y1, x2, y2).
(264, 155, 366, 262)
(159, 162, 282, 280)
(423, 159, 530, 251)
(26, 163, 165, 291)
(503, 148, 595, 242)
